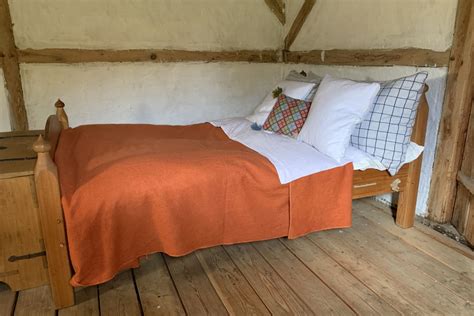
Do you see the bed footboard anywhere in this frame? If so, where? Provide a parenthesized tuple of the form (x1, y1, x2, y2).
(33, 100, 74, 309)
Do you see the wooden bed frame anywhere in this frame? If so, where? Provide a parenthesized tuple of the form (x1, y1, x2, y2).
(32, 87, 429, 309)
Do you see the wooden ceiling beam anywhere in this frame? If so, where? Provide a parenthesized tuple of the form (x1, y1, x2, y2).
(264, 0, 285, 25)
(284, 0, 316, 51)
(0, 0, 28, 131)
(18, 49, 280, 64)
(286, 48, 450, 67)
(428, 0, 474, 223)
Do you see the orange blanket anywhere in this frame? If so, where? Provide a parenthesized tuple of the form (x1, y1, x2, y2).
(55, 123, 353, 286)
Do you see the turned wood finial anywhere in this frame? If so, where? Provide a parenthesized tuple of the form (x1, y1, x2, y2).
(33, 135, 52, 153)
(55, 99, 69, 129)
(55, 99, 65, 109)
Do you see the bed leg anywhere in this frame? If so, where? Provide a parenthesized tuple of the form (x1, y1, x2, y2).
(33, 136, 75, 309)
(396, 157, 422, 228)
(395, 90, 428, 228)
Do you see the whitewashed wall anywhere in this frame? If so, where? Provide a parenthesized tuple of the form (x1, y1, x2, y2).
(7, 0, 459, 215)
(0, 70, 11, 132)
(22, 63, 281, 128)
(9, 0, 282, 50)
(289, 0, 457, 52)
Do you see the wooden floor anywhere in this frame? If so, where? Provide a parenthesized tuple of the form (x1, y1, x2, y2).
(1, 199, 473, 315)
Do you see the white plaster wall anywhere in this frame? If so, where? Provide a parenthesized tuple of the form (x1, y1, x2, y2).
(287, 0, 457, 51)
(9, 0, 282, 50)
(0, 69, 11, 132)
(21, 63, 281, 128)
(281, 64, 447, 216)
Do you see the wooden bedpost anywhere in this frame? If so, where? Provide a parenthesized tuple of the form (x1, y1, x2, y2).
(55, 99, 69, 129)
(395, 86, 429, 228)
(33, 135, 74, 308)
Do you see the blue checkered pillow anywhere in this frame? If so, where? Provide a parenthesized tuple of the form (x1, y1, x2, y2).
(350, 72, 428, 175)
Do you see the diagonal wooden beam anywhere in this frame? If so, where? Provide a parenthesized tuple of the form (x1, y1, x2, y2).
(0, 0, 28, 131)
(264, 0, 285, 25)
(428, 0, 474, 223)
(284, 0, 316, 51)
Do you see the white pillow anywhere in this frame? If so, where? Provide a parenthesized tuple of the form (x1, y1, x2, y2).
(298, 74, 380, 162)
(348, 142, 423, 171)
(246, 80, 315, 126)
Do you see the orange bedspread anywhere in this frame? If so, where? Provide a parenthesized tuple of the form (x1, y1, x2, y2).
(55, 123, 353, 286)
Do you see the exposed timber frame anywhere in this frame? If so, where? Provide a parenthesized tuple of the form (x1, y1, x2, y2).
(428, 0, 474, 223)
(286, 48, 450, 67)
(18, 49, 280, 64)
(0, 0, 460, 129)
(283, 0, 316, 53)
(264, 0, 285, 25)
(0, 0, 28, 131)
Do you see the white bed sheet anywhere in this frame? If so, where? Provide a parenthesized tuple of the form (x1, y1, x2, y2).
(211, 118, 423, 184)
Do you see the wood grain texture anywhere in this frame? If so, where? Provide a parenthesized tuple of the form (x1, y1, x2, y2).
(351, 204, 474, 303)
(281, 237, 399, 315)
(0, 176, 49, 291)
(286, 48, 450, 67)
(311, 218, 473, 315)
(33, 136, 74, 309)
(59, 287, 99, 316)
(14, 286, 55, 316)
(428, 0, 474, 222)
(0, 283, 16, 316)
(357, 199, 474, 280)
(309, 231, 440, 315)
(452, 95, 474, 243)
(98, 271, 141, 315)
(195, 247, 269, 315)
(284, 0, 316, 50)
(0, 0, 28, 131)
(224, 243, 312, 314)
(165, 253, 227, 315)
(264, 0, 285, 24)
(396, 91, 429, 228)
(134, 254, 185, 315)
(18, 48, 279, 64)
(254, 239, 355, 315)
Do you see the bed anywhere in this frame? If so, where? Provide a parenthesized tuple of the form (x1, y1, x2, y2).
(32, 86, 428, 309)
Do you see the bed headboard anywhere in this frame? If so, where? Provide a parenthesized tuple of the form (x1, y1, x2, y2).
(43, 99, 69, 159)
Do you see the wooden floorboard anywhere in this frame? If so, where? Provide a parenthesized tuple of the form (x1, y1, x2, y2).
(134, 253, 185, 315)
(195, 246, 270, 315)
(0, 283, 16, 316)
(224, 243, 313, 314)
(58, 286, 99, 316)
(98, 270, 141, 315)
(14, 285, 55, 316)
(254, 239, 355, 314)
(7, 199, 474, 315)
(363, 199, 474, 258)
(310, 225, 473, 315)
(356, 200, 474, 279)
(281, 237, 400, 315)
(165, 252, 228, 315)
(352, 204, 474, 302)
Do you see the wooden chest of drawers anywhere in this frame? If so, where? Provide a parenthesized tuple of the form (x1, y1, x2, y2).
(0, 130, 49, 290)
